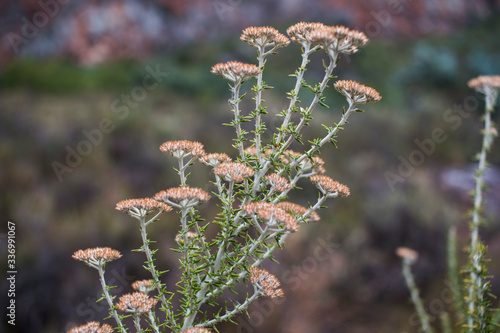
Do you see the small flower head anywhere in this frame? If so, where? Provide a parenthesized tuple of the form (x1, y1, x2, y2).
(249, 267, 284, 298)
(72, 247, 122, 269)
(241, 26, 290, 49)
(160, 140, 205, 159)
(199, 153, 231, 167)
(396, 247, 419, 265)
(468, 75, 500, 92)
(181, 328, 212, 333)
(131, 280, 154, 293)
(265, 173, 291, 192)
(309, 26, 368, 56)
(211, 61, 261, 83)
(68, 322, 113, 333)
(310, 175, 350, 197)
(275, 201, 320, 223)
(242, 201, 274, 215)
(154, 187, 210, 208)
(115, 198, 172, 218)
(214, 162, 255, 183)
(308, 27, 338, 49)
(243, 202, 299, 232)
(115, 292, 158, 314)
(468, 75, 500, 108)
(347, 30, 369, 48)
(286, 22, 325, 45)
(334, 80, 381, 104)
(330, 25, 350, 40)
(273, 33, 291, 48)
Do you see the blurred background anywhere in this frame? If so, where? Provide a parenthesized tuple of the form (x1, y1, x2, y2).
(1, 0, 500, 332)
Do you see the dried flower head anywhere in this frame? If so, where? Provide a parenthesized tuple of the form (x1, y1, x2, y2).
(211, 61, 261, 83)
(310, 175, 350, 197)
(273, 33, 291, 48)
(396, 247, 419, 264)
(330, 25, 350, 39)
(115, 198, 172, 217)
(313, 26, 367, 54)
(308, 27, 338, 51)
(131, 280, 154, 293)
(241, 26, 290, 49)
(72, 247, 122, 269)
(160, 140, 205, 159)
(286, 22, 325, 45)
(199, 153, 231, 167)
(181, 328, 212, 333)
(214, 162, 255, 183)
(115, 292, 158, 314)
(68, 322, 113, 333)
(242, 201, 275, 215)
(154, 187, 211, 208)
(243, 202, 299, 232)
(265, 173, 292, 192)
(175, 231, 205, 243)
(275, 201, 320, 222)
(334, 80, 381, 104)
(347, 30, 369, 48)
(468, 75, 500, 92)
(249, 267, 284, 298)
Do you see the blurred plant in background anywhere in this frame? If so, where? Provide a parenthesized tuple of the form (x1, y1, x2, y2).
(398, 76, 500, 333)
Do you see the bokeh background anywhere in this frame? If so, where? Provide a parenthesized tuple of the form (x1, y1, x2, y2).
(1, 1, 500, 332)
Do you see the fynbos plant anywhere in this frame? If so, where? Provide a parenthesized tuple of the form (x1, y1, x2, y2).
(397, 75, 500, 333)
(69, 22, 381, 333)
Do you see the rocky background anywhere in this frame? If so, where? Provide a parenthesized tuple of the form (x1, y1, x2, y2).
(1, 1, 500, 333)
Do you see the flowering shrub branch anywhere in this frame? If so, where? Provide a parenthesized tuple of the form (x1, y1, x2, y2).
(68, 22, 380, 333)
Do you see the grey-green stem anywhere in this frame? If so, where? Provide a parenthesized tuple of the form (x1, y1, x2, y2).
(254, 46, 266, 161)
(139, 217, 174, 328)
(198, 287, 261, 327)
(402, 259, 434, 333)
(132, 314, 142, 333)
(466, 89, 497, 331)
(231, 82, 245, 160)
(97, 266, 127, 333)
